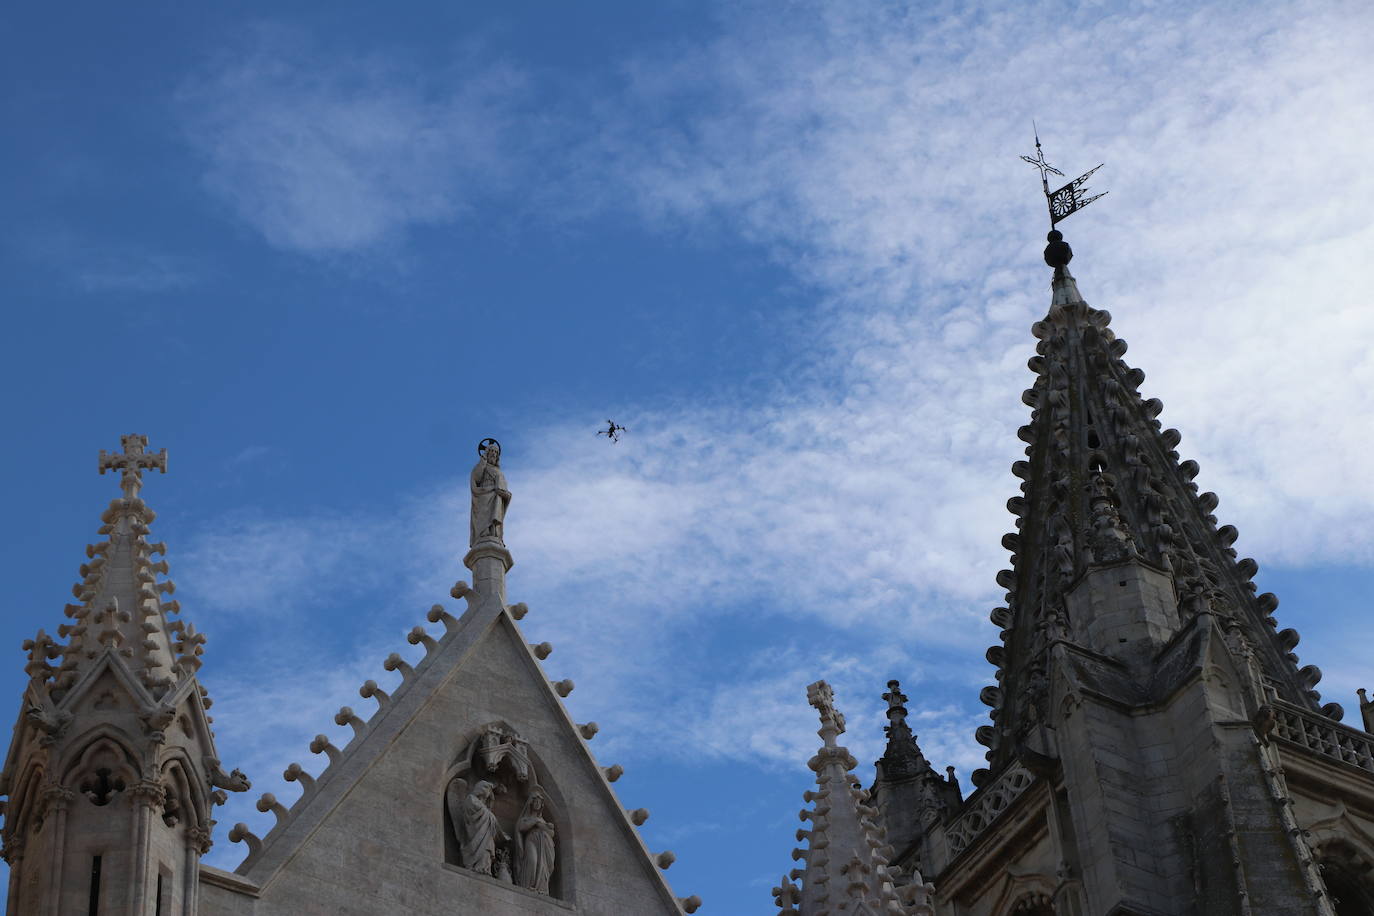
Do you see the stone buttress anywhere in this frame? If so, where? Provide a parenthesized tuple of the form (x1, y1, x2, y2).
(0, 435, 251, 916)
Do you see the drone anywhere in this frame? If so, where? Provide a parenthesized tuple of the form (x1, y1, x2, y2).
(597, 420, 627, 443)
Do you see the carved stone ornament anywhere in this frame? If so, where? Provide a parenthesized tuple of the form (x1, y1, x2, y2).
(445, 723, 560, 896)
(205, 757, 252, 793)
(477, 724, 530, 782)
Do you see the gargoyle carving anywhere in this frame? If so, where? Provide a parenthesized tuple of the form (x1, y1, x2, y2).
(25, 702, 72, 744)
(139, 703, 177, 742)
(205, 757, 251, 792)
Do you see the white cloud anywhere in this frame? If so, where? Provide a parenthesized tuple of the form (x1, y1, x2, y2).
(176, 511, 398, 618)
(178, 26, 529, 254)
(177, 1, 1374, 831)
(574, 0, 1374, 568)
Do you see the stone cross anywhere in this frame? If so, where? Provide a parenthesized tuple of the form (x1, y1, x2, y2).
(807, 680, 846, 736)
(99, 434, 167, 500)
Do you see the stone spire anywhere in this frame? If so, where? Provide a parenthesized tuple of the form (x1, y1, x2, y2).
(976, 233, 1334, 780)
(51, 434, 182, 695)
(775, 681, 934, 916)
(0, 434, 249, 914)
(876, 681, 932, 780)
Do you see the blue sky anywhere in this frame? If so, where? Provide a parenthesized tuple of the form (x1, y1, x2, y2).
(5, 0, 1374, 910)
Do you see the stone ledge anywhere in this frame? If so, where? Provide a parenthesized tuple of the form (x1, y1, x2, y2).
(198, 864, 262, 897)
(440, 863, 576, 911)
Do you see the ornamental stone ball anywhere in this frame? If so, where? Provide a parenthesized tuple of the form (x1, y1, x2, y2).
(1044, 229, 1073, 268)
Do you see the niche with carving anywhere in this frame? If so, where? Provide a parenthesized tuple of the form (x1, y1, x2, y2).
(443, 723, 562, 898)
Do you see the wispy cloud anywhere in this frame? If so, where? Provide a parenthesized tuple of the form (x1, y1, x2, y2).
(177, 511, 400, 618)
(180, 0, 1374, 855)
(177, 26, 531, 254)
(73, 252, 203, 293)
(10, 224, 205, 293)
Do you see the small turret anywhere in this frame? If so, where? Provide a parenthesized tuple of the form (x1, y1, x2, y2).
(871, 680, 959, 866)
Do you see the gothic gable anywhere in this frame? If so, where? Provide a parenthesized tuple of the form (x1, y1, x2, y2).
(200, 595, 688, 916)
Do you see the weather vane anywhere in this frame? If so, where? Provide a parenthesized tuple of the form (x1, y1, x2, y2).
(597, 420, 627, 443)
(1020, 124, 1107, 228)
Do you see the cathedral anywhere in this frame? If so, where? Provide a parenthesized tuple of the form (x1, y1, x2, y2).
(2, 227, 1373, 915)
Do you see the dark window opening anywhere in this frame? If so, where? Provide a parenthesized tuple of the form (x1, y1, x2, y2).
(87, 855, 102, 916)
(155, 872, 165, 916)
(1325, 864, 1374, 916)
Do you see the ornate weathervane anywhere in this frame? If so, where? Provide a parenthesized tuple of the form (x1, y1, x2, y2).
(1020, 126, 1107, 228)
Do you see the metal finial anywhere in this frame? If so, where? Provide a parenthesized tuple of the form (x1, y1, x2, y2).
(1044, 229, 1073, 268)
(1019, 123, 1064, 198)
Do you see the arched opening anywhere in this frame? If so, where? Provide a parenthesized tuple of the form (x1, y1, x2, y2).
(1324, 862, 1374, 916)
(61, 733, 140, 809)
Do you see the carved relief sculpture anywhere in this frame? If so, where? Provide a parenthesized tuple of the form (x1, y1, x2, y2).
(445, 723, 562, 896)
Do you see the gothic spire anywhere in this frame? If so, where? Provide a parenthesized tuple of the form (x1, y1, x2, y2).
(55, 434, 191, 696)
(775, 681, 934, 915)
(879, 681, 956, 796)
(879, 680, 927, 773)
(870, 680, 960, 872)
(976, 236, 1332, 778)
(1, 435, 249, 911)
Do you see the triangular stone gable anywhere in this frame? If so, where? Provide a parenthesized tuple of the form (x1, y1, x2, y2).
(202, 594, 685, 915)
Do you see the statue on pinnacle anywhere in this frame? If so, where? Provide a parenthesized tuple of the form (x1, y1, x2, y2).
(470, 438, 511, 546)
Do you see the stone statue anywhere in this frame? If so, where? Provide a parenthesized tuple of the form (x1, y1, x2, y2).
(470, 440, 511, 546)
(516, 790, 556, 894)
(460, 780, 506, 875)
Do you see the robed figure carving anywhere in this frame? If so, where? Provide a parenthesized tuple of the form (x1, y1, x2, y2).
(458, 780, 507, 875)
(516, 789, 556, 894)
(470, 439, 511, 546)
